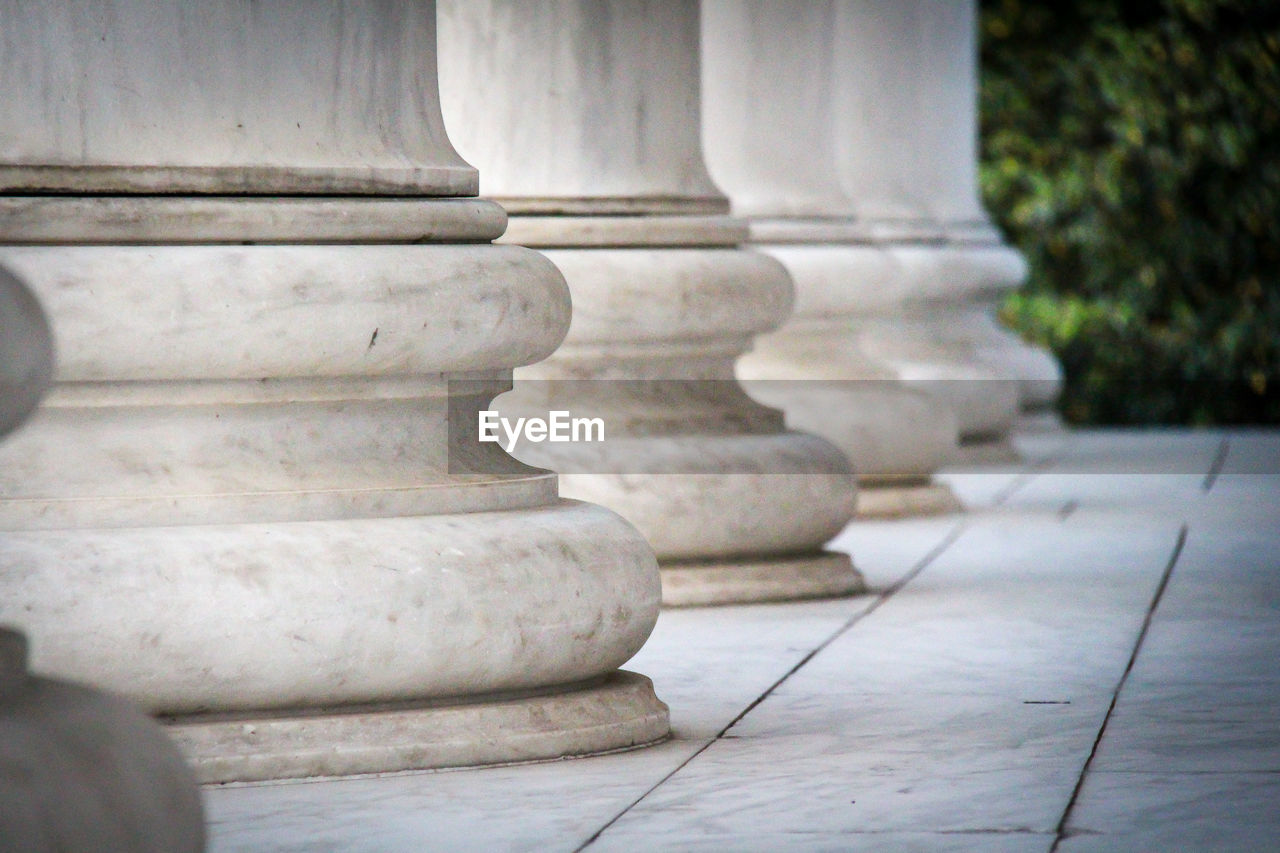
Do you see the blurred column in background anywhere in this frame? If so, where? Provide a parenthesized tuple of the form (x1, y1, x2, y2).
(701, 0, 964, 517)
(439, 0, 865, 606)
(0, 0, 668, 784)
(708, 0, 1062, 473)
(830, 0, 1062, 458)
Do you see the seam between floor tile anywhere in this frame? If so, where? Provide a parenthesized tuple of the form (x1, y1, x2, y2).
(1084, 769, 1280, 776)
(1050, 524, 1189, 852)
(1202, 436, 1229, 492)
(989, 435, 1071, 507)
(990, 455, 1059, 506)
(573, 521, 968, 852)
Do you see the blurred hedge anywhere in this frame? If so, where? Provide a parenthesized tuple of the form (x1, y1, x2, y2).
(980, 0, 1280, 424)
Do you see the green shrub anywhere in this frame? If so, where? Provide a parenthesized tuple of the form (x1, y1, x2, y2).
(981, 0, 1280, 424)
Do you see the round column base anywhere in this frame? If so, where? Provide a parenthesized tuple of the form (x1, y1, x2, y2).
(165, 671, 669, 784)
(660, 551, 864, 607)
(951, 436, 1021, 467)
(856, 481, 963, 519)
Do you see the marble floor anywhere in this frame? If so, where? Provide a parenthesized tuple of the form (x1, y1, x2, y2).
(203, 428, 1280, 852)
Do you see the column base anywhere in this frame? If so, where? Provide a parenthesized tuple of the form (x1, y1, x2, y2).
(950, 435, 1022, 467)
(549, 438, 859, 565)
(660, 551, 864, 607)
(165, 671, 669, 784)
(856, 480, 963, 518)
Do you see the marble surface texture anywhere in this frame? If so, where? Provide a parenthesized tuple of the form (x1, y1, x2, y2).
(438, 0, 723, 209)
(0, 0, 474, 195)
(203, 428, 1280, 850)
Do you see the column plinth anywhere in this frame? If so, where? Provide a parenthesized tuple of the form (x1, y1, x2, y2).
(0, 0, 668, 783)
(439, 0, 864, 605)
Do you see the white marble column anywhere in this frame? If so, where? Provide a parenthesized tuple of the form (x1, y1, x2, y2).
(0, 0, 668, 784)
(834, 0, 1061, 442)
(705, 0, 1061, 473)
(700, 0, 959, 516)
(438, 0, 864, 606)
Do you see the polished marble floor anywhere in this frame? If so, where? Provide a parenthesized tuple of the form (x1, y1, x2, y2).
(204, 428, 1280, 852)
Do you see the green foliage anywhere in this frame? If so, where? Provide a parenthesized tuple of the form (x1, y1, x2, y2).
(981, 0, 1280, 424)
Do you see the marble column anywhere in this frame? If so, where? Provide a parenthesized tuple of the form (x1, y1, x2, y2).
(701, 0, 958, 516)
(0, 0, 668, 784)
(438, 0, 864, 606)
(833, 0, 1062, 447)
(705, 0, 1061, 473)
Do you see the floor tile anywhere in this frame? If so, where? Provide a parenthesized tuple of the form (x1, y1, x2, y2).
(1047, 429, 1224, 475)
(1218, 430, 1280, 475)
(793, 513, 1181, 695)
(594, 829, 1055, 853)
(596, 733, 1083, 839)
(200, 430, 1280, 850)
(627, 598, 869, 738)
(1126, 618, 1280, 687)
(1090, 681, 1280, 773)
(827, 516, 963, 589)
(593, 511, 1183, 844)
(1060, 771, 1280, 853)
(996, 473, 1208, 515)
(207, 739, 692, 853)
(937, 471, 1028, 509)
(205, 598, 881, 852)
